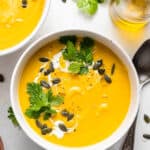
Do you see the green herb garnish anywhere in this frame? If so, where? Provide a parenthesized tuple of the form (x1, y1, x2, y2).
(77, 0, 98, 15)
(8, 107, 19, 127)
(59, 35, 77, 45)
(25, 83, 64, 120)
(61, 36, 94, 74)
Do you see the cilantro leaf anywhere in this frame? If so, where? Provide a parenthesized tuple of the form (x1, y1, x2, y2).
(80, 37, 94, 49)
(62, 41, 79, 61)
(77, 0, 98, 15)
(8, 107, 19, 127)
(25, 83, 64, 120)
(59, 36, 77, 45)
(68, 62, 83, 74)
(80, 66, 89, 74)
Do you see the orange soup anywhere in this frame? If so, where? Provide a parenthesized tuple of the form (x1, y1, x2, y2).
(19, 36, 130, 147)
(0, 0, 45, 50)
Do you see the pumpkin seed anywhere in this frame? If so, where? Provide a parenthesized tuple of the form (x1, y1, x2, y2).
(143, 134, 150, 139)
(144, 114, 150, 123)
(49, 62, 55, 72)
(58, 123, 68, 132)
(52, 78, 61, 85)
(44, 69, 51, 76)
(35, 120, 43, 129)
(40, 80, 50, 89)
(0, 74, 4, 82)
(98, 69, 105, 75)
(111, 64, 116, 75)
(39, 68, 44, 73)
(104, 74, 112, 84)
(39, 57, 49, 62)
(67, 113, 74, 121)
(93, 60, 103, 70)
(22, 0, 27, 8)
(61, 109, 69, 117)
(41, 128, 52, 135)
(42, 124, 48, 129)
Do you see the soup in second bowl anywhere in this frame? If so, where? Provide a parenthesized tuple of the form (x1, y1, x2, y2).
(19, 36, 131, 147)
(0, 0, 45, 50)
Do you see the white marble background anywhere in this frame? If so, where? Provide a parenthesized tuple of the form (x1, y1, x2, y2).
(0, 0, 150, 149)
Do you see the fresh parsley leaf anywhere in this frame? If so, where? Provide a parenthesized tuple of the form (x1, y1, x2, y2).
(62, 41, 79, 61)
(77, 0, 98, 15)
(25, 83, 64, 120)
(59, 36, 77, 45)
(80, 37, 94, 49)
(68, 62, 83, 74)
(80, 66, 89, 74)
(8, 107, 19, 127)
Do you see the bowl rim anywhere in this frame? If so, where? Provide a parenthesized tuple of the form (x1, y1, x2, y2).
(0, 0, 51, 56)
(10, 29, 140, 150)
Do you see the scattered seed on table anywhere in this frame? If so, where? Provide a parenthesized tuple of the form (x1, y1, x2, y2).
(144, 114, 150, 124)
(0, 74, 4, 82)
(143, 134, 150, 139)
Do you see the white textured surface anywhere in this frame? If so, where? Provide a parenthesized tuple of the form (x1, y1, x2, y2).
(0, 0, 150, 150)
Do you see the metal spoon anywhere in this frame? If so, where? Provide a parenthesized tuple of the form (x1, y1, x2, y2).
(122, 39, 150, 150)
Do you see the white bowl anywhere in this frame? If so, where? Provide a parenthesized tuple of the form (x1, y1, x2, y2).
(10, 30, 140, 150)
(0, 0, 51, 56)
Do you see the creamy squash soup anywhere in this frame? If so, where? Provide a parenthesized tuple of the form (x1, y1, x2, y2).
(0, 0, 44, 50)
(19, 36, 131, 147)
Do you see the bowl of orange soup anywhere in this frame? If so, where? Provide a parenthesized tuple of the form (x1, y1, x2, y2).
(10, 30, 139, 150)
(0, 0, 50, 55)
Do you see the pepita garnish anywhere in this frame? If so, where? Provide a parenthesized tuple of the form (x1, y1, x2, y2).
(39, 68, 44, 73)
(67, 113, 74, 121)
(98, 68, 105, 75)
(104, 74, 112, 84)
(44, 69, 52, 76)
(22, 0, 28, 8)
(111, 64, 116, 75)
(40, 80, 50, 89)
(58, 123, 68, 132)
(39, 57, 49, 62)
(35, 120, 43, 129)
(52, 78, 61, 85)
(41, 127, 52, 135)
(93, 60, 103, 70)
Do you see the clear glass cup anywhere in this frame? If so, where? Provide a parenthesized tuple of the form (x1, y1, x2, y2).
(109, 0, 150, 29)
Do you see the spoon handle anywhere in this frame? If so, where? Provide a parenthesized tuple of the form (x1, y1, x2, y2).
(122, 120, 136, 150)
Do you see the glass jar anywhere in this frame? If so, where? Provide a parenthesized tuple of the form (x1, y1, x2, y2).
(109, 0, 150, 29)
